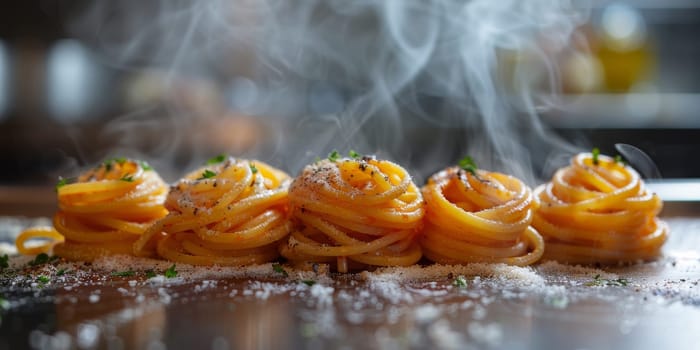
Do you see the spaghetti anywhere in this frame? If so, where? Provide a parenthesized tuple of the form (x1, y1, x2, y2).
(420, 161, 544, 266)
(15, 158, 168, 261)
(532, 152, 668, 264)
(133, 157, 292, 266)
(279, 155, 425, 272)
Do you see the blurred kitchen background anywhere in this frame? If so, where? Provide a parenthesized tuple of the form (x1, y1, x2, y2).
(0, 0, 699, 215)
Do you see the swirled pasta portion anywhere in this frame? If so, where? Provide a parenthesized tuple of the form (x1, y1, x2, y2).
(134, 157, 292, 266)
(16, 159, 168, 261)
(533, 152, 668, 264)
(420, 167, 544, 266)
(280, 157, 425, 272)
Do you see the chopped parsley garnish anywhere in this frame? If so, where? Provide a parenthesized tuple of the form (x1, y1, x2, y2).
(37, 275, 50, 285)
(29, 254, 59, 267)
(199, 169, 217, 180)
(272, 263, 288, 277)
(614, 154, 626, 165)
(55, 177, 72, 191)
(592, 147, 601, 165)
(585, 274, 629, 287)
(207, 154, 227, 165)
(164, 264, 178, 278)
(28, 253, 50, 266)
(145, 270, 157, 279)
(139, 161, 153, 171)
(327, 150, 341, 162)
(104, 157, 127, 171)
(56, 269, 66, 276)
(250, 164, 258, 174)
(348, 150, 361, 159)
(453, 275, 468, 288)
(301, 280, 316, 286)
(120, 174, 135, 182)
(458, 156, 478, 175)
(0, 254, 8, 269)
(111, 270, 136, 277)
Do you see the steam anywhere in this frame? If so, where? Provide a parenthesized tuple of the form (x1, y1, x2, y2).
(67, 0, 588, 183)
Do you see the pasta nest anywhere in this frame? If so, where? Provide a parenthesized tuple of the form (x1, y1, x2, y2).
(420, 167, 544, 266)
(532, 152, 668, 264)
(134, 157, 292, 266)
(17, 159, 168, 261)
(280, 157, 425, 272)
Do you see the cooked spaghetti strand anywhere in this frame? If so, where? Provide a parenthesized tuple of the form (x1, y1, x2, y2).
(420, 166, 543, 266)
(134, 157, 292, 266)
(533, 152, 668, 264)
(280, 156, 425, 272)
(15, 159, 168, 260)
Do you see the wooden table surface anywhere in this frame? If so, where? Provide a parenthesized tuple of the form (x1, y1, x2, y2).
(0, 181, 699, 350)
(0, 215, 698, 350)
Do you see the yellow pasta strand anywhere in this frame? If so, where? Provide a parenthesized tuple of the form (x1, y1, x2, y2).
(134, 157, 292, 266)
(420, 166, 544, 266)
(533, 152, 668, 264)
(15, 159, 168, 261)
(15, 227, 65, 255)
(279, 157, 425, 272)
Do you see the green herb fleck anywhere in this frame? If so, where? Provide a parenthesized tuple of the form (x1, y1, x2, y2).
(612, 278, 630, 287)
(164, 264, 178, 278)
(314, 156, 321, 163)
(543, 294, 569, 309)
(453, 275, 468, 288)
(0, 297, 8, 310)
(207, 154, 227, 165)
(272, 263, 288, 277)
(139, 161, 153, 171)
(585, 274, 602, 286)
(28, 253, 50, 266)
(348, 150, 361, 159)
(458, 156, 478, 175)
(592, 147, 600, 165)
(301, 280, 316, 287)
(327, 150, 341, 162)
(111, 270, 136, 277)
(0, 254, 8, 269)
(56, 269, 66, 276)
(145, 270, 157, 279)
(104, 157, 127, 171)
(585, 274, 629, 287)
(37, 275, 50, 285)
(55, 177, 72, 191)
(614, 155, 626, 165)
(199, 169, 217, 180)
(120, 174, 134, 182)
(250, 164, 258, 174)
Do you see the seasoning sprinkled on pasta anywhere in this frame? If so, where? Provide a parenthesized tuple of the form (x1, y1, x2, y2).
(134, 156, 292, 266)
(532, 151, 668, 264)
(16, 158, 168, 261)
(280, 154, 424, 272)
(420, 158, 544, 266)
